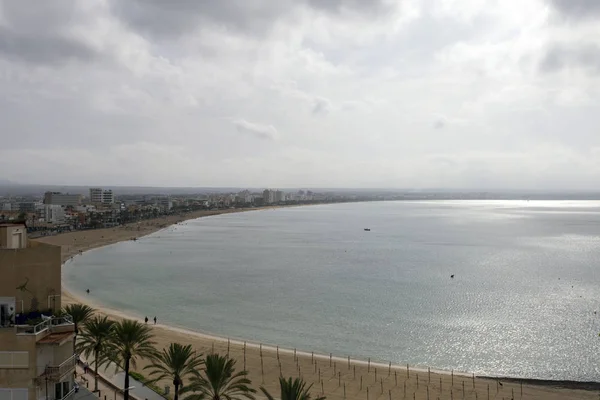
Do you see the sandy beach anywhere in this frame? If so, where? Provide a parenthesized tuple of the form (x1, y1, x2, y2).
(36, 209, 598, 400)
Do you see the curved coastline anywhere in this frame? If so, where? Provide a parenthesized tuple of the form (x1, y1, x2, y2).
(47, 208, 600, 398)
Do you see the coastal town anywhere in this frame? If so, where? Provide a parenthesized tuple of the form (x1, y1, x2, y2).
(0, 188, 379, 235)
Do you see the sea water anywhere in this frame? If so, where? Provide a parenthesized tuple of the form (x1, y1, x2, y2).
(63, 200, 600, 381)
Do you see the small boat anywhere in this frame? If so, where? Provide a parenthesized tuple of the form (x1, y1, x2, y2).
(364, 228, 371, 231)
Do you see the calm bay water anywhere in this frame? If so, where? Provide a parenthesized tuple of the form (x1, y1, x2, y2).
(64, 201, 600, 381)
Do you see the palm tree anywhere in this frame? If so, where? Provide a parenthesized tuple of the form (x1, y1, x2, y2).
(144, 343, 204, 400)
(77, 316, 115, 392)
(62, 303, 95, 355)
(261, 377, 326, 400)
(182, 354, 256, 400)
(109, 319, 157, 400)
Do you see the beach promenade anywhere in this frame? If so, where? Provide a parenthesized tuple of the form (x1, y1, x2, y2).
(37, 213, 599, 400)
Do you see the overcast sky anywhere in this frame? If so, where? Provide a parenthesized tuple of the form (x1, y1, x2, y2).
(1, 0, 599, 189)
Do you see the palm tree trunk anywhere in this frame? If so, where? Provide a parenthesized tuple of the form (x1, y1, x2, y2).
(174, 382, 179, 400)
(124, 357, 130, 400)
(94, 348, 99, 392)
(73, 325, 78, 358)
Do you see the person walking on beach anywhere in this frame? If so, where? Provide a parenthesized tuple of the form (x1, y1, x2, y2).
(153, 316, 157, 325)
(144, 316, 148, 324)
(83, 362, 89, 374)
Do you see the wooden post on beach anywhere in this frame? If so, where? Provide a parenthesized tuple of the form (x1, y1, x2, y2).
(330, 353, 332, 367)
(334, 361, 337, 375)
(261, 357, 264, 383)
(450, 389, 453, 400)
(388, 389, 391, 400)
(368, 357, 371, 372)
(380, 378, 383, 393)
(348, 356, 351, 369)
(427, 386, 430, 400)
(321, 381, 324, 395)
(260, 343, 262, 357)
(339, 371, 341, 386)
(279, 361, 282, 376)
(475, 392, 477, 400)
(462, 381, 464, 398)
(354, 365, 356, 379)
(472, 373, 475, 388)
(487, 384, 490, 400)
(496, 381, 498, 393)
(312, 351, 314, 363)
(294, 348, 297, 362)
(389, 361, 391, 376)
(403, 382, 406, 398)
(277, 345, 279, 360)
(360, 376, 363, 391)
(243, 341, 246, 370)
(344, 383, 346, 399)
(315, 362, 317, 373)
(367, 387, 369, 400)
(227, 339, 230, 357)
(428, 367, 431, 383)
(440, 377, 442, 393)
(407, 363, 409, 378)
(375, 367, 377, 382)
(416, 373, 419, 389)
(395, 371, 397, 386)
(451, 369, 454, 387)
(520, 381, 523, 398)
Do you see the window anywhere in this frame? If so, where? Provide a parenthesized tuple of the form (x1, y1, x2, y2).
(0, 389, 28, 400)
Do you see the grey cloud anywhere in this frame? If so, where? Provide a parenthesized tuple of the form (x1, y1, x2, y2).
(0, 1, 97, 64)
(540, 44, 600, 73)
(232, 119, 279, 140)
(109, 0, 394, 39)
(312, 97, 332, 115)
(0, 27, 96, 65)
(109, 0, 296, 38)
(547, 0, 600, 20)
(433, 118, 446, 130)
(305, 0, 392, 15)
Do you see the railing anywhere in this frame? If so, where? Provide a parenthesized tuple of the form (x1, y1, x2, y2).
(44, 354, 77, 380)
(16, 315, 73, 335)
(59, 386, 77, 400)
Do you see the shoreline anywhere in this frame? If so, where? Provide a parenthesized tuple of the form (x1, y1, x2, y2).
(37, 207, 600, 399)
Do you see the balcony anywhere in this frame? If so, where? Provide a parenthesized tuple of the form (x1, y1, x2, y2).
(16, 315, 74, 336)
(41, 354, 78, 381)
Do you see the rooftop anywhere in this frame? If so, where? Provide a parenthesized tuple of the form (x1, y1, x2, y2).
(38, 331, 74, 345)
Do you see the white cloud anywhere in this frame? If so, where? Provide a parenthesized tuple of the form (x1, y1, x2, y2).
(1, 0, 600, 189)
(232, 119, 279, 140)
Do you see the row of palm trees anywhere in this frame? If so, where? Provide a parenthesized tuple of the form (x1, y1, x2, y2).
(63, 304, 325, 400)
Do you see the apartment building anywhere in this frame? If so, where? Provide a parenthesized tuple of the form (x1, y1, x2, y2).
(89, 188, 114, 205)
(0, 224, 76, 400)
(43, 193, 81, 208)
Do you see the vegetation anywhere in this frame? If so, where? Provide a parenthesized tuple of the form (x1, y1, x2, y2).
(181, 354, 256, 400)
(64, 303, 325, 400)
(145, 343, 204, 400)
(77, 316, 115, 392)
(261, 377, 326, 400)
(62, 303, 95, 354)
(109, 319, 157, 400)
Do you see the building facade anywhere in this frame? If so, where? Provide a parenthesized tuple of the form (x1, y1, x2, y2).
(89, 188, 114, 205)
(0, 224, 76, 400)
(43, 193, 81, 207)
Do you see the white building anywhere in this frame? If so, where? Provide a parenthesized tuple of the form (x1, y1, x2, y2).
(90, 188, 114, 205)
(39, 204, 66, 224)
